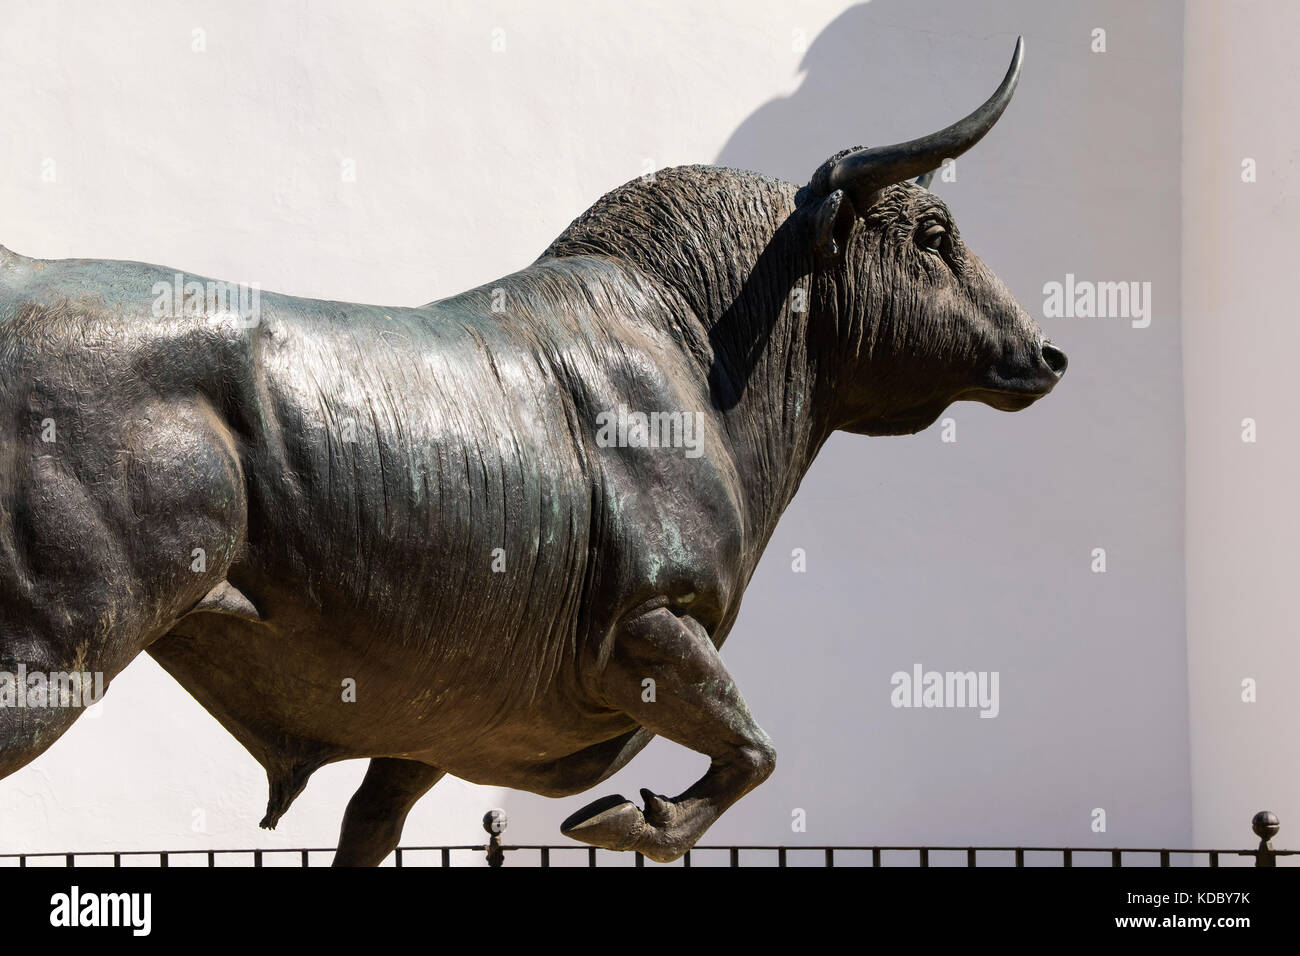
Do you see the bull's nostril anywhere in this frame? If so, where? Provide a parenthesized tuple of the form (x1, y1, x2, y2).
(1041, 342, 1068, 376)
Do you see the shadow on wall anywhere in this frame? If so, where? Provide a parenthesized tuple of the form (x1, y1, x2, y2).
(715, 1, 973, 180)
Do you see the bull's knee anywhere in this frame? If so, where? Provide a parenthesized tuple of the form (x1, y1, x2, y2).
(734, 737, 777, 785)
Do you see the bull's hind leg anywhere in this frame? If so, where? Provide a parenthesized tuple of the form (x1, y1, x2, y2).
(332, 758, 445, 867)
(1, 395, 249, 781)
(561, 607, 775, 863)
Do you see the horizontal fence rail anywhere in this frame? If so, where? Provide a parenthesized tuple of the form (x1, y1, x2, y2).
(3, 810, 1293, 868)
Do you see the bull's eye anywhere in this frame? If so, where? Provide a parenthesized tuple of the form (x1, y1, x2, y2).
(918, 223, 948, 253)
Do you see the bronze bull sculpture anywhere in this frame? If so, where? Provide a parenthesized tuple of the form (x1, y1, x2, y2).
(0, 37, 1064, 863)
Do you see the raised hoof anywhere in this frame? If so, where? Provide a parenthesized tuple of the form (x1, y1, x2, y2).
(560, 793, 646, 851)
(560, 790, 689, 863)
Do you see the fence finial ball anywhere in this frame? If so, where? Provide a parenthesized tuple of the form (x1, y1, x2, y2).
(483, 809, 508, 835)
(1252, 810, 1280, 841)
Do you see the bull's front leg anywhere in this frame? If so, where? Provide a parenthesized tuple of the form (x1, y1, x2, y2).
(561, 606, 775, 862)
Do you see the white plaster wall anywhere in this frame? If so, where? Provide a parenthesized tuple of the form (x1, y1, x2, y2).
(0, 0, 1196, 862)
(1183, 0, 1300, 852)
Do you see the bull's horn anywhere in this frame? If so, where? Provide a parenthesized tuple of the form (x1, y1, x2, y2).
(827, 36, 1023, 202)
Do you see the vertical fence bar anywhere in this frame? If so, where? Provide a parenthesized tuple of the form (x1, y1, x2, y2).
(825, 848, 834, 868)
(683, 850, 691, 868)
(65, 854, 73, 867)
(1209, 851, 1219, 867)
(19, 856, 26, 868)
(113, 853, 121, 868)
(301, 850, 309, 867)
(254, 850, 263, 868)
(440, 847, 450, 868)
(1111, 850, 1121, 867)
(636, 853, 644, 868)
(395, 849, 403, 868)
(207, 851, 215, 867)
(160, 853, 169, 868)
(1160, 850, 1170, 867)
(588, 847, 597, 868)
(540, 847, 550, 868)
(919, 848, 929, 867)
(967, 848, 976, 867)
(1063, 849, 1072, 868)
(1015, 848, 1024, 868)
(730, 848, 739, 868)
(778, 847, 787, 868)
(872, 848, 881, 868)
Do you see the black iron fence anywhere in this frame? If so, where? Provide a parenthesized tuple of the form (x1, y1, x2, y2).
(3, 809, 1293, 868)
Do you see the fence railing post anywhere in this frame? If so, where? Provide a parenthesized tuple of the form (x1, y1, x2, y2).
(484, 809, 507, 868)
(1252, 810, 1279, 868)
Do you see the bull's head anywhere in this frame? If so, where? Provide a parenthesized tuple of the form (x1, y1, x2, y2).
(802, 37, 1066, 436)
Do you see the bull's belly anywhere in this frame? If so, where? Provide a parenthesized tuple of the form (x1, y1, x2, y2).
(147, 599, 641, 789)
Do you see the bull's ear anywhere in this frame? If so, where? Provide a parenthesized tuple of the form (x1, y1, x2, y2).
(812, 189, 856, 262)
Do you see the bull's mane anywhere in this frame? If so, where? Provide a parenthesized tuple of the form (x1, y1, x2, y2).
(541, 165, 807, 338)
(540, 165, 829, 432)
(542, 165, 838, 532)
